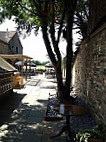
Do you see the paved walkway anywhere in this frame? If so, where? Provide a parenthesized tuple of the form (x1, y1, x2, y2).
(0, 75, 66, 142)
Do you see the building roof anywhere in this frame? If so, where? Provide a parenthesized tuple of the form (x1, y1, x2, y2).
(0, 31, 16, 44)
(0, 57, 17, 72)
(0, 54, 32, 60)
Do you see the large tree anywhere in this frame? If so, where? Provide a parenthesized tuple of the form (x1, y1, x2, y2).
(0, 0, 78, 100)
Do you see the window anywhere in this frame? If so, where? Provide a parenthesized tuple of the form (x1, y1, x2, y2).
(16, 47, 18, 53)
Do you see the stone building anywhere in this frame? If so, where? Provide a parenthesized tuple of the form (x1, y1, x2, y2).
(0, 30, 23, 54)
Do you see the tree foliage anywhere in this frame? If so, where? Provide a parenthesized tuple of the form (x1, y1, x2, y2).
(74, 0, 89, 39)
(32, 60, 49, 66)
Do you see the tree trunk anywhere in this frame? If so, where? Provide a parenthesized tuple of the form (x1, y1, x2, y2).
(65, 23, 73, 98)
(64, 0, 77, 99)
(41, 19, 64, 99)
(41, 20, 57, 66)
(55, 61, 64, 99)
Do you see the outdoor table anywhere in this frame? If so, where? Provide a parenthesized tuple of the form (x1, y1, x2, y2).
(50, 104, 86, 140)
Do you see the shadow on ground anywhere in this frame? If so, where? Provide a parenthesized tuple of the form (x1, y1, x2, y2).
(0, 94, 57, 142)
(0, 92, 27, 127)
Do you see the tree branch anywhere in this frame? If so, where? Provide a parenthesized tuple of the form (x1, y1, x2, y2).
(18, 1, 39, 17)
(32, 0, 42, 16)
(57, 6, 66, 43)
(49, 1, 61, 63)
(41, 20, 57, 67)
(50, 1, 56, 46)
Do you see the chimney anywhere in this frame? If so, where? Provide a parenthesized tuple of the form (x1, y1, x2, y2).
(6, 28, 9, 38)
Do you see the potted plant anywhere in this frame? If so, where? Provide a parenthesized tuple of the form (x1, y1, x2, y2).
(75, 129, 91, 142)
(75, 129, 106, 142)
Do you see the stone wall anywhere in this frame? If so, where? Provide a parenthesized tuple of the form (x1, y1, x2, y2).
(74, 23, 106, 126)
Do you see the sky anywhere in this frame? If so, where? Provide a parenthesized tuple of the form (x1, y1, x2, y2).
(0, 19, 79, 62)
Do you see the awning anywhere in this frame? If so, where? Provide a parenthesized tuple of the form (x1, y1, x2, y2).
(0, 54, 33, 80)
(0, 57, 17, 72)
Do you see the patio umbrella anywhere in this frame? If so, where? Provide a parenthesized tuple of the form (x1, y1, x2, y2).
(15, 61, 36, 67)
(27, 62, 36, 67)
(45, 63, 53, 68)
(15, 61, 25, 66)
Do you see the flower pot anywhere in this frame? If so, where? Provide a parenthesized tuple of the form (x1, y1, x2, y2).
(88, 138, 103, 142)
